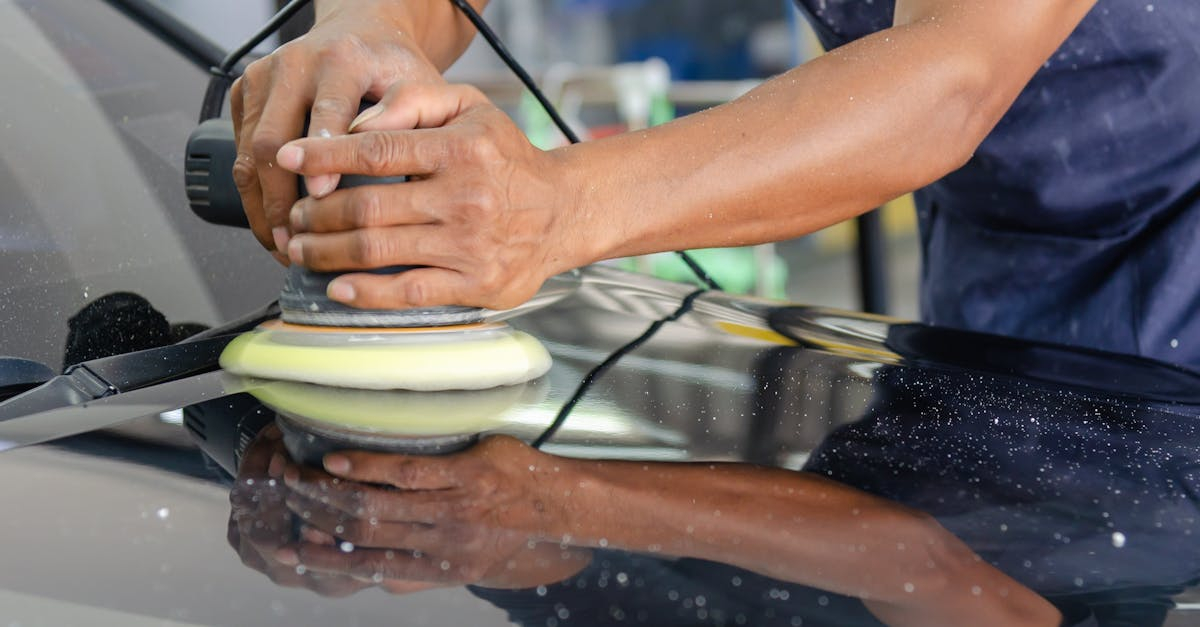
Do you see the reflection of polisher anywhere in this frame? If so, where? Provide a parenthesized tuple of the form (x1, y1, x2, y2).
(182, 379, 544, 476)
(248, 379, 545, 464)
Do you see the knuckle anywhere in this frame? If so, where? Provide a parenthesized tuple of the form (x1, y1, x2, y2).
(250, 133, 283, 161)
(349, 188, 383, 227)
(466, 137, 501, 164)
(402, 280, 428, 307)
(242, 57, 268, 82)
(356, 133, 398, 175)
(344, 520, 376, 545)
(231, 159, 257, 190)
(384, 460, 417, 486)
(317, 36, 365, 66)
(458, 563, 488, 582)
(459, 184, 501, 217)
(350, 230, 387, 266)
(413, 134, 450, 169)
(352, 490, 378, 516)
(474, 265, 504, 298)
(311, 95, 354, 122)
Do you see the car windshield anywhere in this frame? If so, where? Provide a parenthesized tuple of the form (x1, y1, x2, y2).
(0, 0, 281, 372)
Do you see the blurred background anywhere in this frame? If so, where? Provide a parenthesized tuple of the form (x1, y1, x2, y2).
(160, 0, 921, 319)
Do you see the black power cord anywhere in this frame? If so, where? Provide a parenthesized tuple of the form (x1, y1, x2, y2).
(531, 289, 706, 449)
(199, 0, 313, 123)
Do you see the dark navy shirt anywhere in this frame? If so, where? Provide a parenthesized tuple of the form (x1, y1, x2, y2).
(793, 1, 1200, 369)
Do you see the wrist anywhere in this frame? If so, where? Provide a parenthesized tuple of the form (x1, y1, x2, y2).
(545, 145, 614, 271)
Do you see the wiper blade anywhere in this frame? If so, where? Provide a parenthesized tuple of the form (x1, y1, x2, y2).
(0, 334, 233, 425)
(0, 301, 279, 449)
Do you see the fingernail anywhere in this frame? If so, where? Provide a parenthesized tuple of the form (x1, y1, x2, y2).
(268, 453, 284, 479)
(327, 281, 355, 303)
(324, 454, 350, 474)
(288, 237, 304, 265)
(276, 144, 304, 170)
(275, 547, 300, 566)
(283, 466, 299, 486)
(301, 526, 336, 545)
(307, 174, 337, 198)
(348, 105, 384, 132)
(272, 227, 290, 253)
(290, 203, 307, 232)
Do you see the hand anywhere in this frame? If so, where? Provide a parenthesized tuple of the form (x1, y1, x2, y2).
(275, 82, 586, 311)
(230, 2, 444, 261)
(278, 435, 591, 589)
(227, 425, 374, 597)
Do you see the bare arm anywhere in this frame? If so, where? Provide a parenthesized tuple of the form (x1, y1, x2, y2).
(274, 0, 1097, 310)
(313, 0, 486, 71)
(280, 437, 1061, 627)
(560, 0, 1097, 260)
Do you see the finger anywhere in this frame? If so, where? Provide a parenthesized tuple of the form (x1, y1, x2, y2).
(350, 83, 488, 133)
(287, 225, 456, 271)
(306, 72, 370, 198)
(296, 544, 480, 584)
(252, 83, 309, 246)
(289, 183, 436, 234)
(323, 450, 460, 490)
(286, 493, 438, 549)
(300, 524, 338, 546)
(230, 77, 273, 252)
(275, 129, 447, 178)
(283, 462, 452, 523)
(380, 580, 444, 595)
(324, 267, 480, 310)
(237, 424, 284, 477)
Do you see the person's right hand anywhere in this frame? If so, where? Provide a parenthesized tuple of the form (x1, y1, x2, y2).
(230, 2, 445, 261)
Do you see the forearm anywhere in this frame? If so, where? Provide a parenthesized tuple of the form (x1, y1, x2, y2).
(555, 0, 1094, 264)
(314, 0, 487, 70)
(546, 459, 1058, 627)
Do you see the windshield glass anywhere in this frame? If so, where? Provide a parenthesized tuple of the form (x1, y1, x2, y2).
(0, 0, 281, 371)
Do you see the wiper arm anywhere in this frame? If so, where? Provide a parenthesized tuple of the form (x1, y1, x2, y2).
(0, 301, 278, 443)
(0, 335, 233, 424)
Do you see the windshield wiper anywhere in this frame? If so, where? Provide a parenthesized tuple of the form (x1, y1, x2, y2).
(0, 301, 277, 443)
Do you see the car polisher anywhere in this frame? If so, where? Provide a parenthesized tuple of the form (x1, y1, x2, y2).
(186, 119, 553, 393)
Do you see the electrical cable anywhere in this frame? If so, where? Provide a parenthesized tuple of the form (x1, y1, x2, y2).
(199, 0, 313, 123)
(446, 0, 723, 293)
(218, 0, 312, 75)
(531, 289, 706, 449)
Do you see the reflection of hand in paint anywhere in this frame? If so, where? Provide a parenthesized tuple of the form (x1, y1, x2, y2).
(285, 434, 1061, 625)
(227, 425, 373, 598)
(276, 435, 592, 591)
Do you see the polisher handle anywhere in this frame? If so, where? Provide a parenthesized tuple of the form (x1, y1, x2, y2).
(184, 116, 405, 229)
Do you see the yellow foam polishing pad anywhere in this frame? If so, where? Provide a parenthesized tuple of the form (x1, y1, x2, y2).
(219, 320, 552, 391)
(248, 380, 537, 435)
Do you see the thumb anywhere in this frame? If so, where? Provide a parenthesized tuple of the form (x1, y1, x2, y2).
(350, 83, 489, 133)
(326, 267, 478, 309)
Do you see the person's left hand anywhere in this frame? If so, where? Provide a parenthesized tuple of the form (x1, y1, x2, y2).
(275, 82, 588, 311)
(276, 435, 591, 589)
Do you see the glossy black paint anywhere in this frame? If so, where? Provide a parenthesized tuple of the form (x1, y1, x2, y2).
(2, 2, 1199, 626)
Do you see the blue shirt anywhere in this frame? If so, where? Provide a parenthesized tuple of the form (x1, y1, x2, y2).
(793, 1, 1200, 369)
